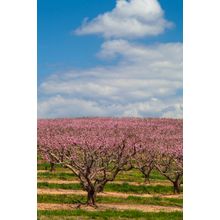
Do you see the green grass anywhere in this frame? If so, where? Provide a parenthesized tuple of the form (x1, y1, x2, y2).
(38, 163, 64, 171)
(38, 210, 183, 220)
(38, 182, 179, 194)
(37, 160, 183, 219)
(38, 194, 182, 207)
(106, 182, 176, 194)
(38, 182, 81, 190)
(37, 162, 183, 219)
(149, 170, 168, 181)
(115, 169, 167, 182)
(37, 161, 167, 182)
(38, 172, 75, 180)
(38, 169, 167, 183)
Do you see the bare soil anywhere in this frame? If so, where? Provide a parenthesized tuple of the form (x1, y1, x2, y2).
(37, 170, 71, 173)
(37, 178, 171, 186)
(38, 202, 182, 212)
(37, 188, 182, 199)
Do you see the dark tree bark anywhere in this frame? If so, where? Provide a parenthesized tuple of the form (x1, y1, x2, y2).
(45, 139, 136, 207)
(144, 175, 150, 184)
(142, 166, 154, 184)
(173, 179, 181, 194)
(50, 162, 55, 172)
(86, 189, 97, 207)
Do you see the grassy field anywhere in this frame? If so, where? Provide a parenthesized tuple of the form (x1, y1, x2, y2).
(37, 182, 180, 194)
(37, 161, 183, 219)
(38, 210, 183, 220)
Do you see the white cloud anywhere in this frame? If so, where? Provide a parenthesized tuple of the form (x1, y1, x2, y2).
(38, 95, 104, 118)
(98, 40, 182, 72)
(38, 41, 182, 118)
(38, 95, 182, 119)
(75, 0, 173, 39)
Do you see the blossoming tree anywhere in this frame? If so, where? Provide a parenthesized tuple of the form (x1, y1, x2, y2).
(154, 120, 183, 193)
(38, 118, 138, 206)
(38, 117, 183, 206)
(133, 119, 183, 192)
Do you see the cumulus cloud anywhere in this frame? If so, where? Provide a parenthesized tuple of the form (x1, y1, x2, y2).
(75, 0, 173, 39)
(38, 41, 182, 118)
(38, 95, 182, 118)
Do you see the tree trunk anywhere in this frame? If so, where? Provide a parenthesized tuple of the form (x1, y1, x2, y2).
(86, 189, 96, 207)
(142, 165, 153, 184)
(144, 175, 151, 184)
(173, 180, 181, 194)
(50, 162, 55, 172)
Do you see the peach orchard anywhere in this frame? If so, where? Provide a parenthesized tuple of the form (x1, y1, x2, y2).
(38, 118, 183, 206)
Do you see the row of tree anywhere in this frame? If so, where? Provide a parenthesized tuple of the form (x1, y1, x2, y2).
(38, 118, 183, 206)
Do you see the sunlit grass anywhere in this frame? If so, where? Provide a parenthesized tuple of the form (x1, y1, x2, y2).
(37, 160, 183, 219)
(38, 168, 168, 183)
(38, 182, 180, 194)
(38, 210, 183, 220)
(38, 194, 182, 207)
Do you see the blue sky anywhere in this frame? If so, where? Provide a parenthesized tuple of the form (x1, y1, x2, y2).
(38, 0, 183, 118)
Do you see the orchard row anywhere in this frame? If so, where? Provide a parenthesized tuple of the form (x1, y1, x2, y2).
(38, 118, 183, 206)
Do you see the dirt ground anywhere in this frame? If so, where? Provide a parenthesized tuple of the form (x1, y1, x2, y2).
(38, 202, 182, 213)
(37, 178, 172, 186)
(37, 188, 182, 199)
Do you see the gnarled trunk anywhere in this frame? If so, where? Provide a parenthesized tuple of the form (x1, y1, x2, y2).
(173, 179, 181, 194)
(86, 189, 96, 206)
(143, 167, 154, 184)
(144, 174, 151, 184)
(50, 162, 55, 172)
